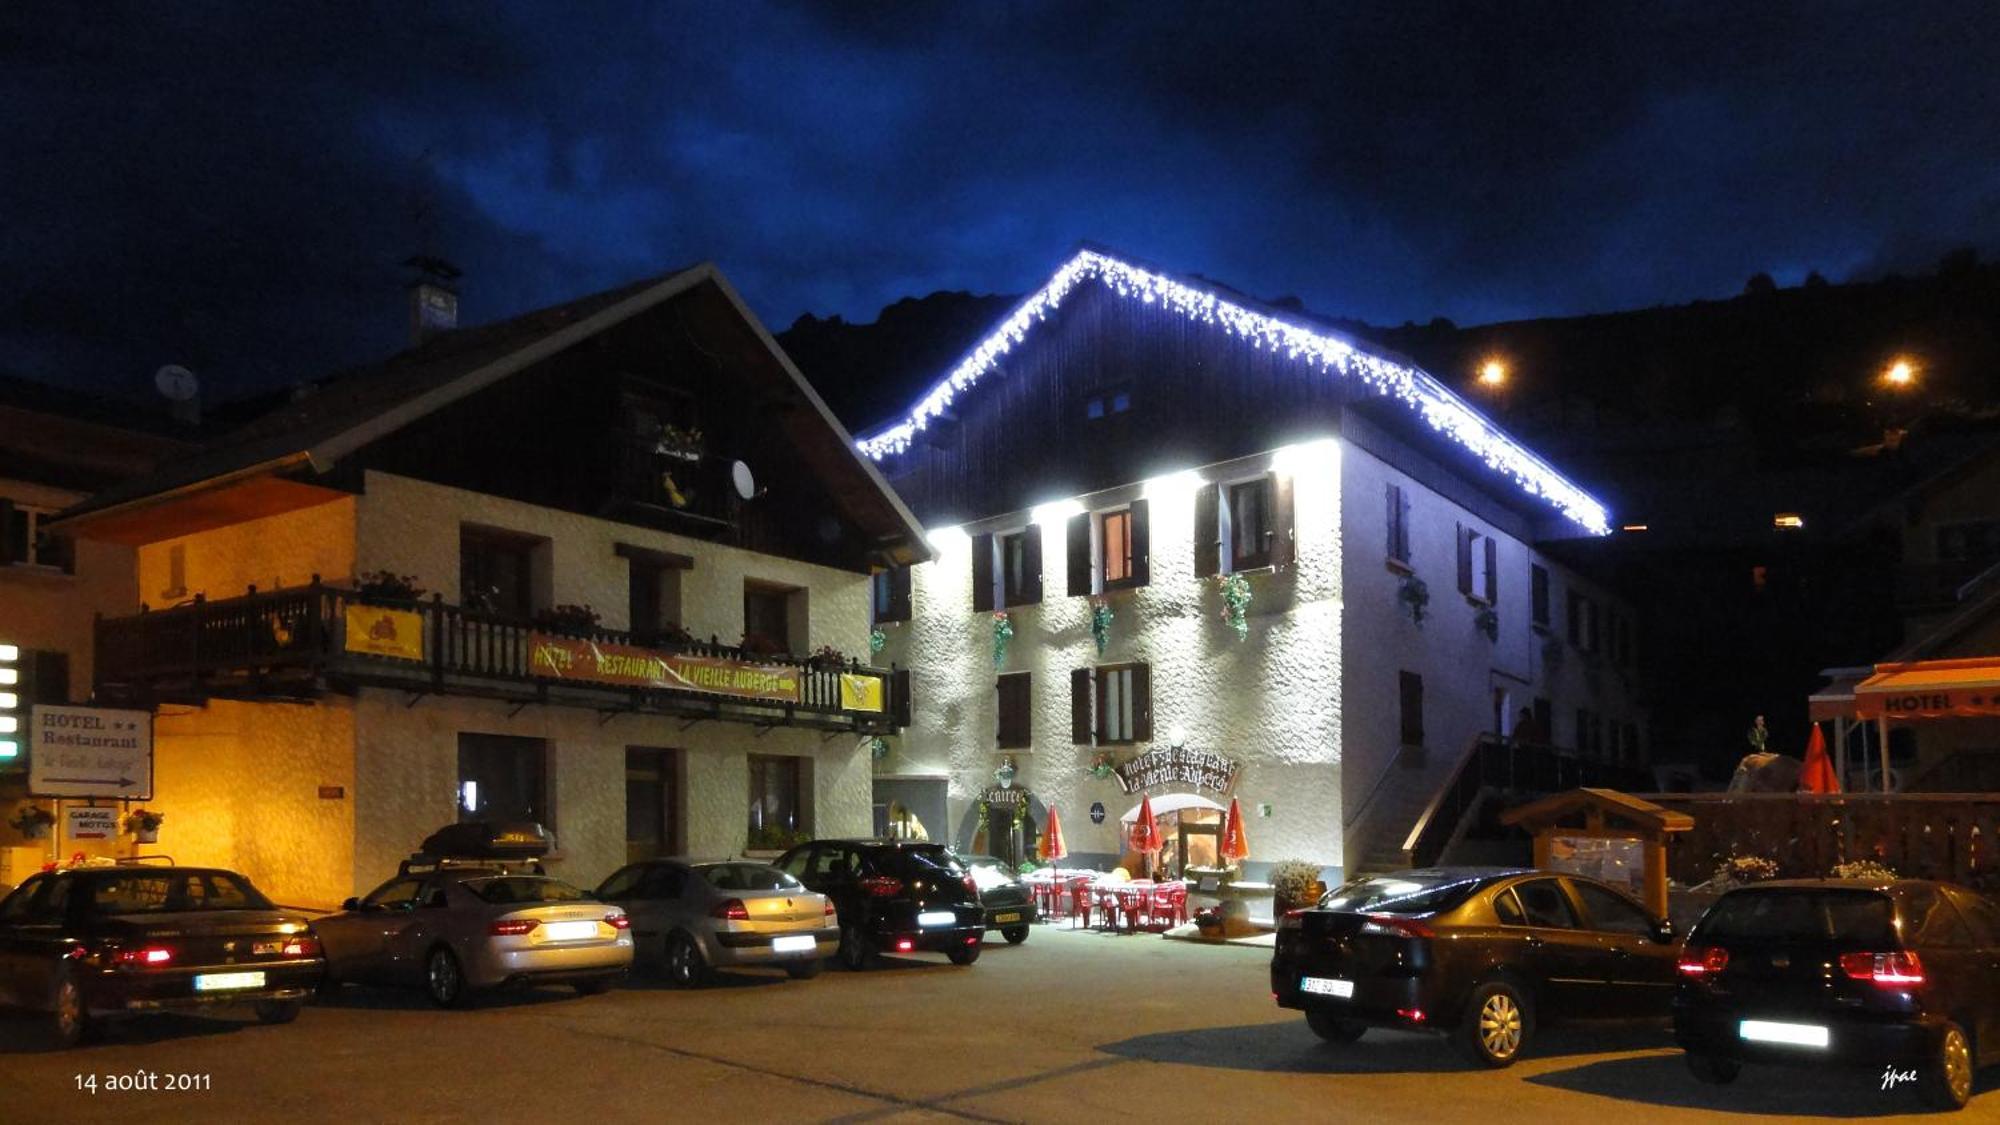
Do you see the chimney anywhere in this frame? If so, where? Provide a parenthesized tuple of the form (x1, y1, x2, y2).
(403, 255, 462, 345)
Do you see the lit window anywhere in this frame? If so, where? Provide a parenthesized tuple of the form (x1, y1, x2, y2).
(1101, 509, 1132, 584)
(1774, 513, 1805, 530)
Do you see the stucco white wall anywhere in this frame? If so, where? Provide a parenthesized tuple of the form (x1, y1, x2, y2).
(880, 440, 1345, 870)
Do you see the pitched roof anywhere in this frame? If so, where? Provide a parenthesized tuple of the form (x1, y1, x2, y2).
(854, 244, 1612, 536)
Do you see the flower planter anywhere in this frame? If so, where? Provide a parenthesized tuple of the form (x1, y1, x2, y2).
(18, 823, 48, 841)
(133, 827, 160, 845)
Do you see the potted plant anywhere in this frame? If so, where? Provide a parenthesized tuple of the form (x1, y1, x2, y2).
(124, 808, 165, 844)
(9, 805, 55, 840)
(808, 644, 848, 671)
(1473, 605, 1499, 642)
(356, 570, 426, 601)
(533, 604, 602, 633)
(1216, 573, 1253, 641)
(1270, 858, 1325, 916)
(1398, 573, 1430, 625)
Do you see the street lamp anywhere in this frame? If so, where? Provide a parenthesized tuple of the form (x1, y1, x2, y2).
(1882, 358, 1917, 388)
(1478, 359, 1508, 388)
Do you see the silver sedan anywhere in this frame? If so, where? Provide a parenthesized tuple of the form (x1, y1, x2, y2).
(316, 868, 633, 1007)
(597, 860, 837, 987)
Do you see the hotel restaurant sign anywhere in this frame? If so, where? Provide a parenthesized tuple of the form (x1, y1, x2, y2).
(1113, 745, 1240, 795)
(523, 634, 886, 712)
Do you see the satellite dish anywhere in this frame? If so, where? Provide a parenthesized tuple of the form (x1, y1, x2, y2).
(154, 364, 199, 402)
(731, 460, 757, 501)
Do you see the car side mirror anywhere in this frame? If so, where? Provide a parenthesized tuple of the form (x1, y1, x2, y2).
(1653, 919, 1676, 944)
(341, 897, 361, 912)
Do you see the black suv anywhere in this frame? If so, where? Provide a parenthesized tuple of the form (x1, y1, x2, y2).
(1674, 879, 2000, 1111)
(774, 840, 985, 969)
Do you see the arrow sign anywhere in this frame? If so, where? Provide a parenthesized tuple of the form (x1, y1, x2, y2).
(44, 776, 137, 788)
(28, 705, 154, 800)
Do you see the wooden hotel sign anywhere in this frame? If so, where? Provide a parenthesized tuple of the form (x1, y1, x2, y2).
(527, 634, 802, 704)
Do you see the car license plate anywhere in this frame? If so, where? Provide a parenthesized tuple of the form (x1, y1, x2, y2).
(1738, 1019, 1829, 1048)
(1300, 976, 1354, 999)
(542, 921, 599, 942)
(992, 912, 1021, 924)
(194, 971, 266, 992)
(917, 911, 957, 927)
(771, 935, 816, 953)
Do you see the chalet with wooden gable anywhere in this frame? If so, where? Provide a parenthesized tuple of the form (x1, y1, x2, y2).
(855, 246, 1648, 879)
(53, 263, 928, 907)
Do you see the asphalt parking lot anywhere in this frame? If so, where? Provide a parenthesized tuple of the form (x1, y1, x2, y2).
(0, 925, 1991, 1123)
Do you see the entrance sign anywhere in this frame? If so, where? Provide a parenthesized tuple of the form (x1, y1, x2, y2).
(29, 705, 154, 800)
(1113, 745, 1240, 795)
(527, 634, 802, 703)
(66, 807, 119, 840)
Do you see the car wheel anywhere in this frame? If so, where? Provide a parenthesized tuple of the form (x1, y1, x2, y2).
(665, 932, 709, 988)
(838, 923, 877, 972)
(49, 973, 90, 1048)
(1305, 1010, 1367, 1044)
(947, 943, 981, 966)
(1454, 980, 1532, 1068)
(1920, 1022, 1975, 1111)
(253, 999, 302, 1025)
(1685, 1051, 1740, 1085)
(785, 959, 824, 980)
(426, 946, 470, 1009)
(1001, 925, 1030, 944)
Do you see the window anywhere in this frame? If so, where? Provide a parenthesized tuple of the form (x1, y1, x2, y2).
(625, 747, 680, 863)
(1001, 530, 1035, 606)
(1531, 565, 1550, 627)
(0, 500, 74, 573)
(1398, 671, 1425, 747)
(1567, 589, 1599, 653)
(1575, 709, 1604, 757)
(1083, 385, 1133, 420)
(597, 866, 646, 901)
(625, 556, 683, 642)
(872, 565, 912, 625)
(972, 528, 1041, 610)
(1227, 478, 1272, 571)
(743, 582, 794, 655)
(748, 754, 805, 836)
(460, 526, 537, 617)
(1194, 475, 1292, 577)
(1386, 484, 1411, 566)
(1073, 664, 1152, 745)
(1512, 879, 1578, 928)
(457, 734, 549, 827)
(1101, 509, 1134, 585)
(1457, 524, 1497, 603)
(996, 672, 1032, 748)
(1066, 503, 1150, 595)
(1573, 882, 1655, 936)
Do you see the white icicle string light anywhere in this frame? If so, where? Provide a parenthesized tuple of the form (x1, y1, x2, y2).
(856, 250, 1611, 536)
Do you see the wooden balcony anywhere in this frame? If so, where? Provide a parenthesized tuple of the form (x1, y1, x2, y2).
(95, 581, 909, 735)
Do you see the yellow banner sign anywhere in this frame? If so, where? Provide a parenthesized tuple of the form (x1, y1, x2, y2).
(528, 634, 802, 704)
(839, 673, 885, 713)
(344, 604, 425, 662)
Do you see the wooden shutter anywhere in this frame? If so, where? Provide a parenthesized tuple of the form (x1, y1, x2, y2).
(1399, 671, 1425, 746)
(891, 668, 913, 729)
(887, 566, 912, 623)
(1066, 512, 1092, 596)
(1127, 499, 1150, 587)
(0, 499, 16, 566)
(1532, 565, 1549, 625)
(1268, 472, 1294, 570)
(997, 673, 1031, 748)
(970, 532, 995, 613)
(1483, 536, 1498, 603)
(1020, 525, 1044, 605)
(1131, 663, 1153, 742)
(1567, 589, 1581, 644)
(1071, 667, 1093, 743)
(1193, 483, 1221, 578)
(1456, 525, 1473, 594)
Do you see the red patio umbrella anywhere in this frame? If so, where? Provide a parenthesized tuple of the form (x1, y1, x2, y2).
(1220, 796, 1250, 863)
(1129, 793, 1162, 856)
(1799, 722, 1841, 794)
(1038, 805, 1069, 863)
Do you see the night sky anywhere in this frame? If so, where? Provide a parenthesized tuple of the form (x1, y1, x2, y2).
(5, 2, 1998, 404)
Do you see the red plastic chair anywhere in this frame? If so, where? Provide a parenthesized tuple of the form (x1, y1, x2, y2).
(1149, 882, 1188, 930)
(1067, 876, 1097, 929)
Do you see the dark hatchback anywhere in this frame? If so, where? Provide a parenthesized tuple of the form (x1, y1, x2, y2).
(1272, 867, 1680, 1066)
(1674, 879, 2000, 1111)
(961, 855, 1039, 944)
(0, 866, 322, 1046)
(774, 840, 985, 969)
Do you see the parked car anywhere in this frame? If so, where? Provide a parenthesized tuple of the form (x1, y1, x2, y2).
(959, 855, 1038, 943)
(316, 863, 631, 1007)
(0, 864, 322, 1047)
(774, 839, 985, 969)
(596, 859, 837, 986)
(1272, 867, 1680, 1066)
(1673, 878, 2000, 1111)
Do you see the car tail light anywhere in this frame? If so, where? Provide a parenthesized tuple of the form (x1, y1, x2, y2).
(711, 899, 750, 921)
(1361, 914, 1435, 939)
(962, 874, 978, 895)
(114, 947, 174, 966)
(859, 875, 904, 898)
(605, 914, 631, 930)
(280, 937, 320, 958)
(895, 938, 914, 952)
(1677, 945, 1729, 976)
(1840, 950, 1924, 986)
(823, 899, 837, 916)
(489, 919, 539, 936)
(1397, 1008, 1426, 1024)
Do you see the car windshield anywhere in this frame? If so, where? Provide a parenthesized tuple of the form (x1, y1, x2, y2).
(1320, 873, 1485, 915)
(462, 877, 590, 905)
(699, 864, 800, 892)
(88, 871, 273, 915)
(1698, 889, 1897, 945)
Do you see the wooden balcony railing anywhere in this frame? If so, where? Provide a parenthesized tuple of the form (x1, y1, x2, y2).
(95, 579, 908, 733)
(1402, 734, 1655, 868)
